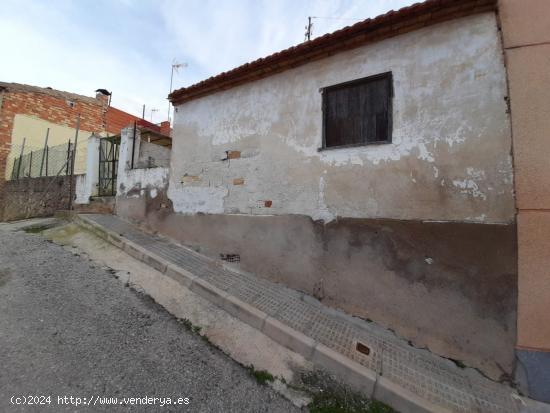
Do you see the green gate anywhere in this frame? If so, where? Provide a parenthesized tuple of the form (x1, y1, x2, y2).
(98, 136, 120, 196)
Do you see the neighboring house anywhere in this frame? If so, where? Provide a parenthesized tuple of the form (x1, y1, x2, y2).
(0, 82, 166, 179)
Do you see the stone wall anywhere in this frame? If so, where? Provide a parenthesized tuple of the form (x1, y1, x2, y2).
(1, 175, 77, 221)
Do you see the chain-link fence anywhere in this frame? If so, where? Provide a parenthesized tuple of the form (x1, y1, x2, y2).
(5, 141, 87, 180)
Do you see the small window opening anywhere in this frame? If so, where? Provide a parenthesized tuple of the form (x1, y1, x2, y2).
(322, 72, 393, 149)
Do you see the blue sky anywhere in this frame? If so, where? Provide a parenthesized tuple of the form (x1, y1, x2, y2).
(0, 0, 416, 123)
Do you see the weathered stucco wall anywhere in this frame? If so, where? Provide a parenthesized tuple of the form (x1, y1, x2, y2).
(169, 13, 514, 223)
(120, 13, 518, 380)
(115, 126, 170, 217)
(135, 140, 171, 169)
(118, 188, 517, 381)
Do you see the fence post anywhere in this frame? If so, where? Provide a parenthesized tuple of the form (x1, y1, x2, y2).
(45, 146, 49, 176)
(131, 121, 136, 169)
(39, 128, 50, 177)
(28, 151, 33, 177)
(66, 140, 71, 175)
(16, 138, 26, 179)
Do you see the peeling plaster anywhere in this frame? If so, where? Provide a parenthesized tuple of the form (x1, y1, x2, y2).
(168, 185, 227, 214)
(169, 13, 515, 224)
(313, 174, 335, 222)
(118, 167, 169, 199)
(116, 126, 170, 202)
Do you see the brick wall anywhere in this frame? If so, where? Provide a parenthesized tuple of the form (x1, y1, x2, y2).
(1, 175, 77, 221)
(0, 86, 165, 220)
(0, 90, 106, 146)
(0, 89, 107, 187)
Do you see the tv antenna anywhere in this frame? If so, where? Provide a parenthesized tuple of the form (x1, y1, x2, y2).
(305, 16, 313, 41)
(168, 60, 188, 121)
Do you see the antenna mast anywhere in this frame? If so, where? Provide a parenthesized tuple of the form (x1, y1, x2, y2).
(305, 16, 313, 41)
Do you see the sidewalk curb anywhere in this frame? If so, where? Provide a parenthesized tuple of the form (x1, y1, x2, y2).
(67, 214, 508, 413)
(373, 376, 454, 413)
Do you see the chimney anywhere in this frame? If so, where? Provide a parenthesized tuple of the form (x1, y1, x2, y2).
(95, 89, 111, 106)
(160, 121, 171, 137)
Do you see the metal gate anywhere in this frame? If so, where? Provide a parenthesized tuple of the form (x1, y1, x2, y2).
(98, 136, 120, 196)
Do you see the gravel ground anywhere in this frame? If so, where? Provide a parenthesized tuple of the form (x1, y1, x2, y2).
(0, 223, 301, 413)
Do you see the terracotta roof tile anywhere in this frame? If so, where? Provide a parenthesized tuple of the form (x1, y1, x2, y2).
(106, 107, 160, 135)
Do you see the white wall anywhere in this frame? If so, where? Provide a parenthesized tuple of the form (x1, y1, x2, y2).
(74, 134, 100, 204)
(117, 127, 169, 200)
(169, 13, 514, 224)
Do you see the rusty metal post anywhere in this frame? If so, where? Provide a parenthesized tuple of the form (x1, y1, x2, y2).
(131, 121, 136, 169)
(28, 150, 33, 177)
(65, 140, 71, 175)
(16, 138, 25, 179)
(39, 128, 49, 177)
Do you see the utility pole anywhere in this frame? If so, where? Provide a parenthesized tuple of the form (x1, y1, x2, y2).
(305, 16, 313, 41)
(168, 61, 188, 122)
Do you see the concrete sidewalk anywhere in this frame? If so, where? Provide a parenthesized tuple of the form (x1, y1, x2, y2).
(72, 213, 523, 413)
(0, 218, 300, 413)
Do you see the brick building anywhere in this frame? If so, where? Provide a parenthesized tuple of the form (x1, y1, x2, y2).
(0, 82, 166, 182)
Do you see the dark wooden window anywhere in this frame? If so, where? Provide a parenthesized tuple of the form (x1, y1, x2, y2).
(322, 72, 392, 149)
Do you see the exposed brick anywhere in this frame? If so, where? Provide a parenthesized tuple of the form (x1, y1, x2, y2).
(181, 175, 201, 184)
(264, 200, 272, 208)
(233, 178, 245, 185)
(227, 150, 241, 159)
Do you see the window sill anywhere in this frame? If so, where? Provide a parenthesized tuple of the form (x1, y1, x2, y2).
(317, 140, 392, 152)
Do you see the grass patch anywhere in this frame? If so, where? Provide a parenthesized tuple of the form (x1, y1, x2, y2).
(245, 365, 275, 385)
(309, 392, 395, 413)
(22, 225, 51, 234)
(301, 371, 396, 413)
(177, 318, 213, 345)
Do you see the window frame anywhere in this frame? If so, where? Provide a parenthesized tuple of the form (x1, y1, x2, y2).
(320, 71, 393, 151)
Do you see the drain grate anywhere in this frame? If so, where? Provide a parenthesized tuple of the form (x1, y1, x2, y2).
(356, 341, 371, 356)
(220, 253, 240, 263)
